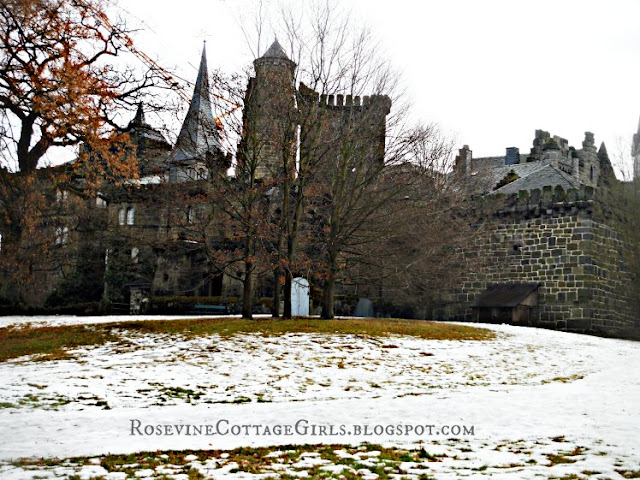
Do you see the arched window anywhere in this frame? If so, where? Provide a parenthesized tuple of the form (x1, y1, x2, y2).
(55, 226, 69, 246)
(187, 206, 194, 224)
(118, 208, 126, 225)
(56, 189, 68, 204)
(126, 207, 135, 225)
(131, 247, 139, 263)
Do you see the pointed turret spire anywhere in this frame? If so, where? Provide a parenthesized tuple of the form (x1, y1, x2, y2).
(634, 115, 640, 157)
(598, 141, 608, 158)
(172, 44, 221, 163)
(253, 37, 296, 77)
(133, 103, 146, 125)
(260, 38, 290, 60)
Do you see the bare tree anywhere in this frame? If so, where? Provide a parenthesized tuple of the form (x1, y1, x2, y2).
(602, 138, 640, 328)
(0, 0, 169, 305)
(234, 1, 465, 319)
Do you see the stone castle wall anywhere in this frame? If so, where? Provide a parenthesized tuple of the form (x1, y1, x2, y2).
(448, 186, 636, 333)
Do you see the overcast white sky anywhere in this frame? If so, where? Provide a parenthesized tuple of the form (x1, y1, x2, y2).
(114, 0, 640, 165)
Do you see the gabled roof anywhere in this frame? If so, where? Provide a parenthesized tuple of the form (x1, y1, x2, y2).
(172, 44, 221, 163)
(491, 164, 581, 195)
(471, 283, 540, 308)
(462, 160, 549, 194)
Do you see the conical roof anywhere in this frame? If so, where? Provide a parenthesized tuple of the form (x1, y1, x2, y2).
(634, 116, 640, 156)
(132, 103, 147, 126)
(598, 142, 608, 158)
(260, 39, 290, 60)
(172, 44, 221, 163)
(127, 103, 170, 148)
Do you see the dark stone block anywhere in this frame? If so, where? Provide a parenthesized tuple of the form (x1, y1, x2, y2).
(567, 318, 591, 331)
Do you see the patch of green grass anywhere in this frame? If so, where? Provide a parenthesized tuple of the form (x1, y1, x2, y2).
(549, 475, 585, 480)
(0, 318, 493, 363)
(160, 386, 203, 402)
(187, 467, 205, 479)
(10, 457, 66, 468)
(0, 325, 116, 362)
(105, 317, 494, 341)
(542, 375, 584, 384)
(231, 396, 251, 404)
(546, 450, 581, 466)
(617, 470, 640, 479)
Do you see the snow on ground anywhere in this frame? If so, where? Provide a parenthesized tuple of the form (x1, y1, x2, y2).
(0, 314, 270, 329)
(0, 317, 639, 479)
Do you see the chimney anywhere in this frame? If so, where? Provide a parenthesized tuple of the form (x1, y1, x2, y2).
(505, 147, 520, 166)
(456, 145, 473, 176)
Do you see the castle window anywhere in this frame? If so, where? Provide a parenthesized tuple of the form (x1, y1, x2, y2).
(96, 195, 107, 208)
(118, 208, 126, 225)
(187, 206, 194, 224)
(131, 247, 139, 263)
(511, 241, 523, 254)
(55, 226, 69, 246)
(0, 232, 2, 252)
(126, 207, 135, 225)
(56, 189, 68, 204)
(590, 165, 594, 182)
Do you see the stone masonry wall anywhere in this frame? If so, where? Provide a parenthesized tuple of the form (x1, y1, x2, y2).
(448, 186, 635, 333)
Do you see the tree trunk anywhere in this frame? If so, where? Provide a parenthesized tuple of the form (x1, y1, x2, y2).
(322, 272, 336, 319)
(242, 265, 253, 319)
(321, 253, 337, 319)
(283, 270, 293, 318)
(283, 223, 299, 318)
(272, 266, 281, 317)
(242, 234, 255, 319)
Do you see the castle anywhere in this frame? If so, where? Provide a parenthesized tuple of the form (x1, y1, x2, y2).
(1, 39, 638, 334)
(0, 40, 392, 316)
(447, 129, 637, 333)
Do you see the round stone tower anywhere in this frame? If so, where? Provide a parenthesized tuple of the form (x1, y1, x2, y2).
(240, 39, 297, 180)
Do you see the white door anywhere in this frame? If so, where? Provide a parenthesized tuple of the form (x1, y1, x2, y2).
(292, 277, 310, 316)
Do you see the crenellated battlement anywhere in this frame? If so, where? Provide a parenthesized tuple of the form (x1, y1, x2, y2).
(447, 179, 636, 333)
(298, 82, 391, 114)
(471, 184, 597, 221)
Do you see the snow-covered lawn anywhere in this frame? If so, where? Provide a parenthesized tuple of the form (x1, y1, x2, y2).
(0, 316, 638, 479)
